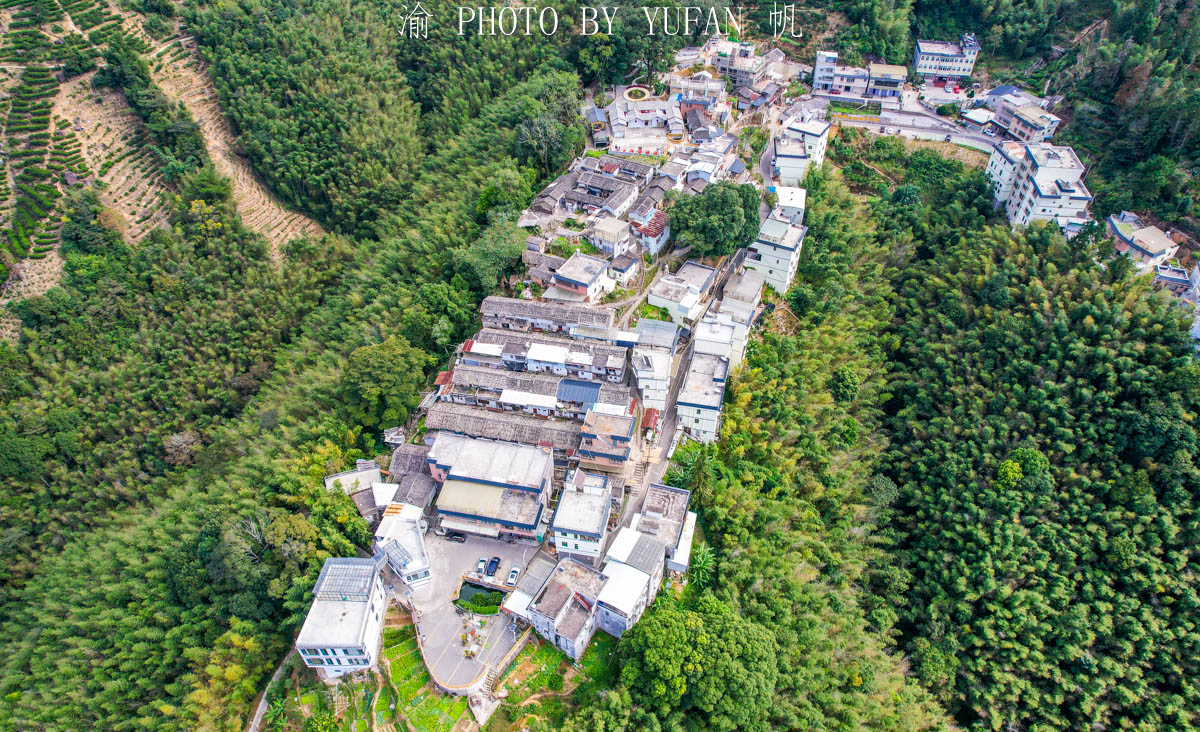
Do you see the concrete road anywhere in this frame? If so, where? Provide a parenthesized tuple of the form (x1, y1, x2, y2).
(405, 533, 537, 688)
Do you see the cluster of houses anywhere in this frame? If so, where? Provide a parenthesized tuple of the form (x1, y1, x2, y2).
(502, 481, 696, 659)
(586, 34, 802, 156)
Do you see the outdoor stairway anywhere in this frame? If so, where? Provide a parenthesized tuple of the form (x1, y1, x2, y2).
(483, 667, 500, 696)
(632, 461, 647, 486)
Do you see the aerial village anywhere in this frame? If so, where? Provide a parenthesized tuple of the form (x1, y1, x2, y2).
(289, 28, 1200, 729)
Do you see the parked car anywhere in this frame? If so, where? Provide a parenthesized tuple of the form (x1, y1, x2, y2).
(506, 567, 521, 586)
(476, 557, 487, 574)
(435, 525, 447, 536)
(486, 556, 501, 577)
(984, 127, 997, 137)
(446, 531, 467, 543)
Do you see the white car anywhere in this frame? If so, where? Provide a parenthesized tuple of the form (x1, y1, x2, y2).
(476, 557, 487, 575)
(984, 127, 997, 137)
(506, 567, 521, 586)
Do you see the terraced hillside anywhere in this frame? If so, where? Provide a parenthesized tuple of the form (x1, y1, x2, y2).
(146, 35, 325, 258)
(53, 71, 171, 240)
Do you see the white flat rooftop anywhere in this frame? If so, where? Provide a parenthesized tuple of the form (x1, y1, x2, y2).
(597, 560, 649, 616)
(296, 597, 373, 648)
(552, 488, 611, 537)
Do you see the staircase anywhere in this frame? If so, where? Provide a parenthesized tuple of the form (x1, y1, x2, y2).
(632, 461, 647, 486)
(483, 667, 500, 696)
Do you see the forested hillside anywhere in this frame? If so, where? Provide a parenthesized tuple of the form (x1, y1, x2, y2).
(184, 0, 582, 236)
(0, 38, 585, 726)
(883, 223, 1200, 728)
(562, 163, 957, 732)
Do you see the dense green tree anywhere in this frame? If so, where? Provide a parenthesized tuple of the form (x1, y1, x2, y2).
(667, 182, 760, 257)
(338, 336, 433, 431)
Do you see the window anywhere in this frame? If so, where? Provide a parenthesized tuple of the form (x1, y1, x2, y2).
(319, 648, 329, 656)
(311, 658, 324, 665)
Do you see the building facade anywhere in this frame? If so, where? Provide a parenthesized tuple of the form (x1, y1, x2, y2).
(745, 211, 807, 294)
(913, 33, 980, 79)
(987, 143, 1092, 231)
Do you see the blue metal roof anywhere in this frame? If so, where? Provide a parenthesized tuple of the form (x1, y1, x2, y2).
(557, 379, 601, 405)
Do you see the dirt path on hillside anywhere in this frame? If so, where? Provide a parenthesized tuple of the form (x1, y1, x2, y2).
(145, 36, 326, 259)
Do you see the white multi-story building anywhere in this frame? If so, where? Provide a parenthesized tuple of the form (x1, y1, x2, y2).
(595, 527, 665, 637)
(632, 347, 672, 411)
(773, 117, 828, 186)
(374, 502, 432, 590)
(985, 141, 1026, 205)
(550, 469, 613, 564)
(527, 558, 607, 660)
(913, 33, 980, 79)
(775, 186, 806, 224)
(296, 557, 388, 679)
(745, 211, 807, 294)
(812, 51, 868, 95)
(677, 353, 729, 443)
(987, 142, 1092, 233)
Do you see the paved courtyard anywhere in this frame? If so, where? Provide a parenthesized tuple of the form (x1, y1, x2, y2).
(404, 532, 539, 689)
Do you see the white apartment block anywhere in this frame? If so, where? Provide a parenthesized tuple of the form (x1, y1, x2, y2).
(812, 50, 868, 95)
(986, 141, 1026, 206)
(913, 34, 980, 79)
(773, 117, 828, 186)
(296, 557, 388, 680)
(677, 353, 729, 443)
(632, 347, 672, 411)
(550, 469, 613, 564)
(746, 211, 807, 294)
(988, 142, 1092, 232)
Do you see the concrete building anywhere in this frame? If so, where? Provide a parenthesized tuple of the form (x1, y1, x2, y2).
(296, 557, 387, 679)
(595, 527, 665, 637)
(550, 469, 613, 564)
(648, 274, 707, 326)
(745, 211, 807, 294)
(1107, 211, 1180, 268)
(913, 33, 981, 80)
(867, 63, 907, 97)
(609, 254, 641, 287)
(528, 558, 608, 660)
(677, 353, 729, 443)
(373, 502, 432, 590)
(775, 186, 806, 224)
(631, 483, 695, 573)
(1007, 105, 1062, 143)
(985, 141, 1026, 206)
(773, 116, 829, 186)
(987, 89, 1061, 142)
(546, 252, 614, 303)
(632, 347, 672, 411)
(591, 217, 635, 258)
(812, 51, 867, 95)
(481, 296, 613, 333)
(324, 460, 382, 495)
(428, 433, 553, 539)
(987, 143, 1092, 232)
(579, 407, 637, 472)
(714, 40, 766, 87)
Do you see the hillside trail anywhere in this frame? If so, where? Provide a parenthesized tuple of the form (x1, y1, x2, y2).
(141, 31, 326, 260)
